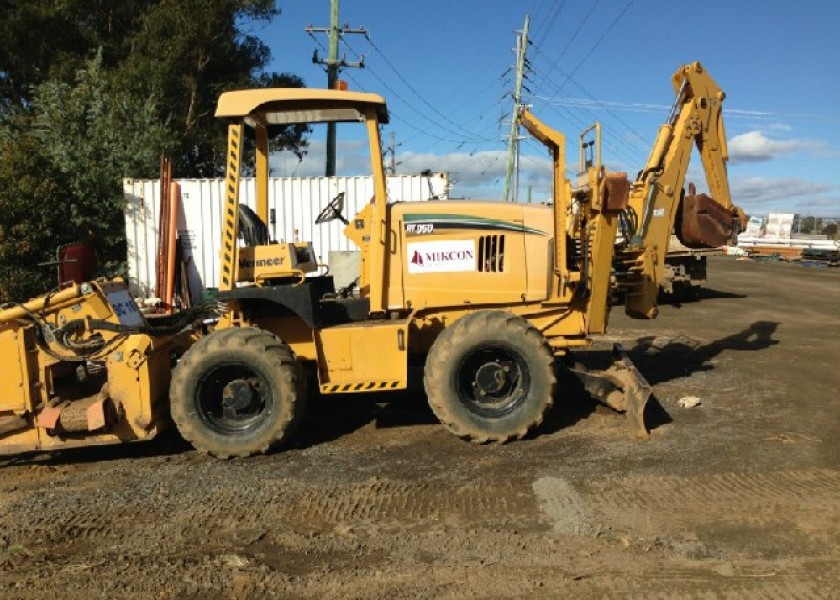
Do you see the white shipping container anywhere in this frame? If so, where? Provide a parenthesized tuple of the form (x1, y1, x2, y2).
(124, 173, 449, 300)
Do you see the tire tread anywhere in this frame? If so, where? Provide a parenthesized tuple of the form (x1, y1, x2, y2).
(423, 310, 556, 444)
(170, 327, 306, 458)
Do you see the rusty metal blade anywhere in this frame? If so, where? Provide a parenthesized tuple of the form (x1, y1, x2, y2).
(568, 343, 652, 439)
(603, 172, 630, 212)
(610, 344, 652, 439)
(676, 188, 737, 248)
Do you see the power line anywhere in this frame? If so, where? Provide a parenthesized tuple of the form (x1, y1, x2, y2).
(524, 0, 647, 163)
(530, 1, 567, 46)
(539, 97, 840, 123)
(479, 151, 505, 178)
(315, 31, 476, 143)
(361, 34, 486, 142)
(531, 0, 554, 29)
(309, 38, 489, 149)
(409, 90, 509, 155)
(341, 37, 492, 144)
(390, 113, 491, 144)
(338, 28, 516, 157)
(554, 0, 636, 93)
(529, 46, 649, 158)
(554, 0, 601, 68)
(527, 61, 646, 166)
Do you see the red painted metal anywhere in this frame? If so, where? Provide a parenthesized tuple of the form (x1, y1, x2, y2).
(58, 242, 97, 285)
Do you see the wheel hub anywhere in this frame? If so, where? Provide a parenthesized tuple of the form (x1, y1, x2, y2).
(474, 362, 509, 395)
(222, 379, 260, 413)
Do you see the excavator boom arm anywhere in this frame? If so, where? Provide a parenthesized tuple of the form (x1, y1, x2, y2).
(624, 62, 746, 318)
(673, 63, 731, 207)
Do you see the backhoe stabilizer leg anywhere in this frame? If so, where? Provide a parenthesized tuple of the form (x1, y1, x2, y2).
(569, 343, 652, 439)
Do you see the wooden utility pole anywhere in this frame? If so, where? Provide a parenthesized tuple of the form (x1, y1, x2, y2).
(385, 131, 401, 174)
(306, 0, 366, 176)
(503, 14, 529, 202)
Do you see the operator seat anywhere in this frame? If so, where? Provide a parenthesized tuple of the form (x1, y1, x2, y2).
(238, 203, 270, 246)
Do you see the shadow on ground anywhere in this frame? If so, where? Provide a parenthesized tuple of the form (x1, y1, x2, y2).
(0, 424, 192, 469)
(626, 320, 780, 385)
(290, 366, 438, 450)
(4, 322, 776, 465)
(658, 286, 748, 308)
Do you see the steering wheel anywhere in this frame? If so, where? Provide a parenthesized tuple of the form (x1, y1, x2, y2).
(315, 192, 349, 225)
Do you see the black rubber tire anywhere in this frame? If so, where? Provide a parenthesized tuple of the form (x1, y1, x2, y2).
(169, 327, 306, 458)
(423, 310, 557, 443)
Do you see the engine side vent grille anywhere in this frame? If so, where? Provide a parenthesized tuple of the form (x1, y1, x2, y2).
(478, 235, 505, 272)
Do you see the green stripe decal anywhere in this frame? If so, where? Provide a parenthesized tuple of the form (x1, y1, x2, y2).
(403, 213, 546, 236)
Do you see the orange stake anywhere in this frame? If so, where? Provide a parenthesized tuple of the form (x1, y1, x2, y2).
(165, 181, 180, 313)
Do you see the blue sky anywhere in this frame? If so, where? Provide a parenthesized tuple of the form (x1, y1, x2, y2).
(250, 1, 840, 217)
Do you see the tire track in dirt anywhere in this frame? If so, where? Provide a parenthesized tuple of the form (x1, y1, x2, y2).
(618, 576, 836, 600)
(599, 554, 840, 598)
(576, 468, 840, 562)
(288, 477, 535, 530)
(584, 468, 840, 521)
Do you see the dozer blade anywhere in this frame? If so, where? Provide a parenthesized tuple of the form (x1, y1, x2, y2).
(569, 344, 652, 439)
(676, 183, 739, 249)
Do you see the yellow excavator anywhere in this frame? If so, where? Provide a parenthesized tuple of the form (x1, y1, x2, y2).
(0, 61, 744, 458)
(165, 61, 744, 457)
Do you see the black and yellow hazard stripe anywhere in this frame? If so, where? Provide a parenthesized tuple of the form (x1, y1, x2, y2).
(321, 380, 404, 394)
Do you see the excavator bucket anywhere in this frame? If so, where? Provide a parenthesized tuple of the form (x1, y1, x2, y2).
(676, 183, 741, 248)
(569, 344, 652, 439)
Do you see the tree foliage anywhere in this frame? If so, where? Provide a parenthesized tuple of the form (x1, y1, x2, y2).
(0, 54, 170, 300)
(0, 130, 72, 300)
(0, 1, 306, 301)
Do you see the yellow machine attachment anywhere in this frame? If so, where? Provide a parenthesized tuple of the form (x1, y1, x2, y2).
(0, 280, 216, 455)
(618, 61, 748, 318)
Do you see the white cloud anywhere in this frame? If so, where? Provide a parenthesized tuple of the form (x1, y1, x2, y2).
(728, 130, 819, 163)
(730, 176, 838, 216)
(268, 136, 839, 216)
(270, 139, 373, 177)
(399, 150, 554, 197)
(794, 196, 840, 211)
(400, 150, 507, 186)
(731, 176, 833, 201)
(269, 142, 552, 200)
(765, 122, 793, 132)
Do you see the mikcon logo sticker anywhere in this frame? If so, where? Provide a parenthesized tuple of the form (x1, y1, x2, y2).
(407, 240, 476, 273)
(410, 250, 424, 266)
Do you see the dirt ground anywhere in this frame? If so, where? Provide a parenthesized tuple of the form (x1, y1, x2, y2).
(1, 256, 839, 599)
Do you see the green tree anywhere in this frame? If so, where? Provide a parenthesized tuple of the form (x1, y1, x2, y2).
(0, 53, 170, 301)
(34, 52, 172, 260)
(0, 1, 308, 300)
(113, 0, 303, 174)
(1, 1, 306, 175)
(798, 216, 817, 234)
(0, 130, 73, 301)
(0, 1, 158, 110)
